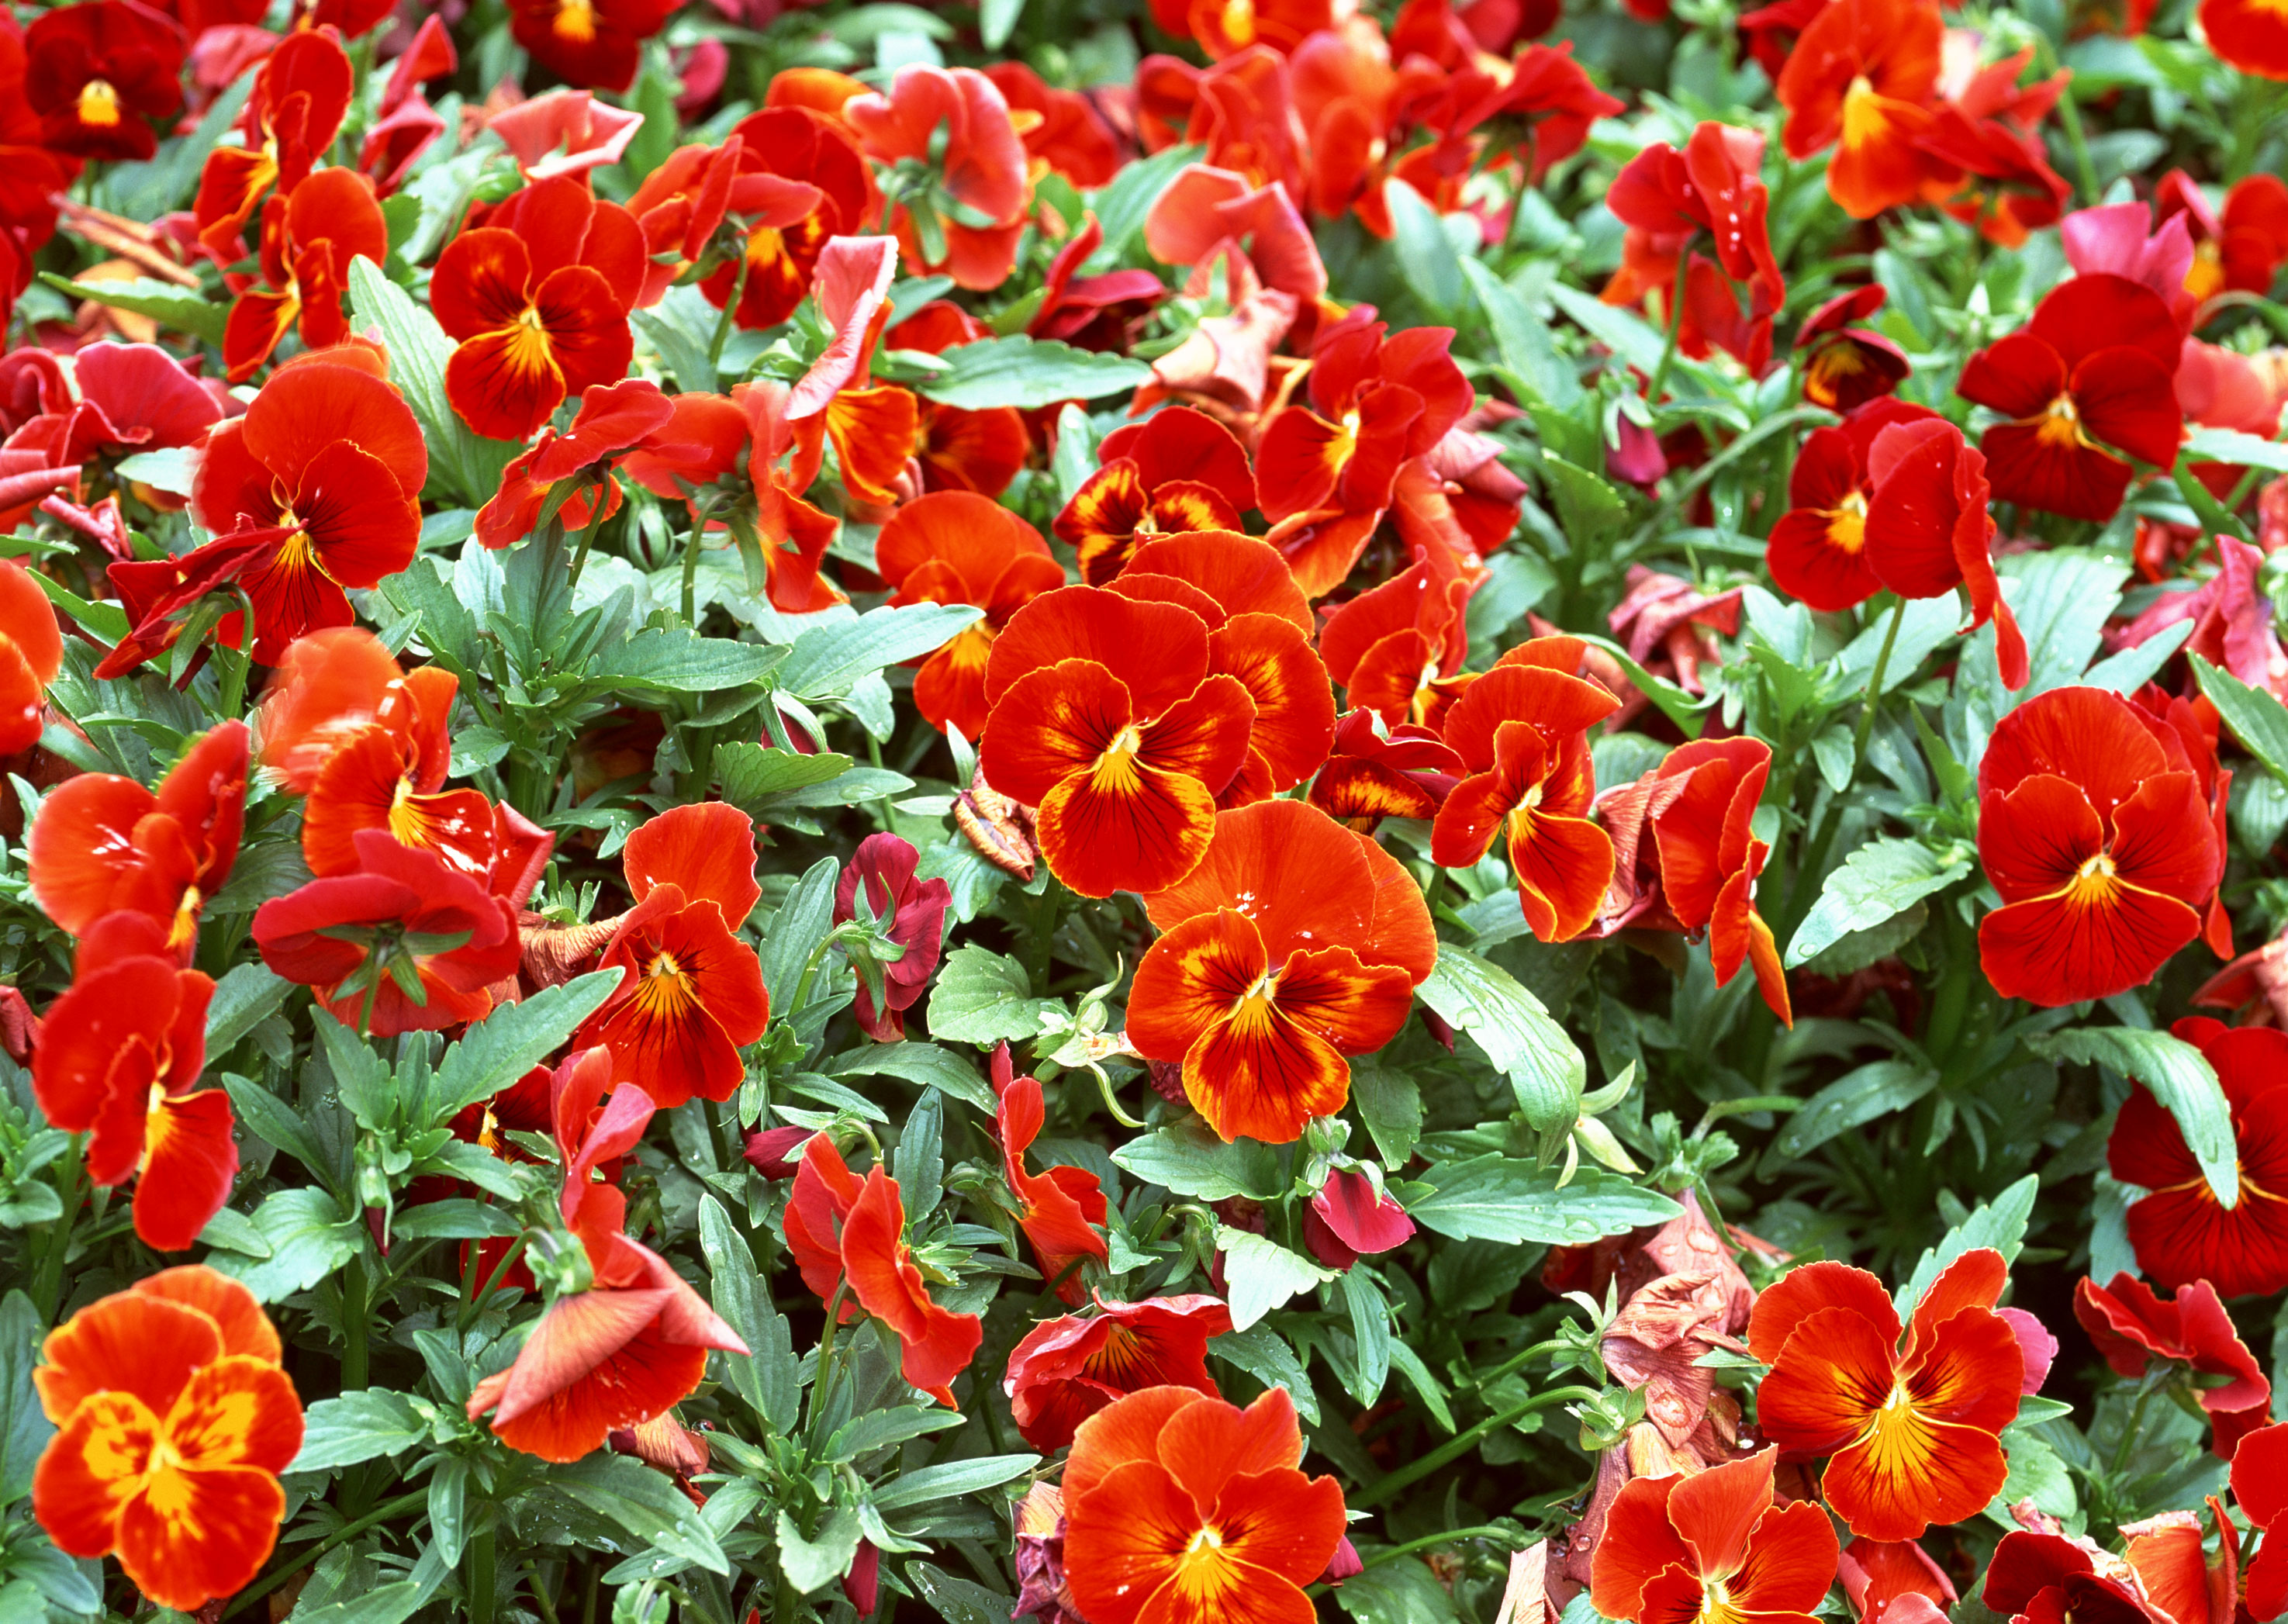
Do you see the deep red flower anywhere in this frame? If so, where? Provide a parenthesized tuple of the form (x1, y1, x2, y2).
(575, 803, 769, 1109)
(2074, 1273, 2271, 1456)
(1303, 1166, 1415, 1270)
(876, 492, 1063, 740)
(1650, 737, 1793, 1025)
(1861, 414, 2030, 689)
(504, 0, 669, 91)
(2161, 169, 2288, 300)
(835, 833, 951, 1042)
(1430, 648, 1621, 942)
(221, 167, 389, 382)
(1956, 273, 2183, 523)
(1975, 687, 2223, 1006)
(993, 1044, 1109, 1301)
(433, 174, 641, 441)
(783, 1133, 983, 1406)
(253, 828, 520, 1035)
(33, 913, 230, 1252)
(5, 341, 219, 475)
(1799, 285, 1913, 413)
(1769, 398, 1941, 612)
(2237, 1423, 2288, 1619)
(1307, 707, 1465, 833)
(1749, 1251, 2027, 1539)
(2110, 1017, 2288, 1300)
(29, 721, 246, 958)
(1591, 1449, 1839, 1624)
(191, 27, 353, 253)
(475, 377, 675, 550)
(845, 67, 1032, 290)
(1004, 1294, 1232, 1451)
(1609, 122, 1785, 321)
(1053, 407, 1256, 586)
(25, 0, 186, 162)
(1028, 215, 1166, 351)
(1776, 0, 1943, 218)
(1129, 799, 1436, 1143)
(697, 109, 878, 332)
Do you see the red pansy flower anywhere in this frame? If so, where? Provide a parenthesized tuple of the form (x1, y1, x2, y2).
(2110, 1017, 2288, 1300)
(1053, 406, 1257, 586)
(1775, 0, 1943, 218)
(992, 1044, 1110, 1302)
(1429, 645, 1623, 942)
(1145, 164, 1329, 309)
(1128, 799, 1436, 1143)
(2075, 1273, 2272, 1456)
(978, 585, 1257, 898)
(1060, 1385, 1345, 1624)
(783, 1133, 983, 1405)
(4, 341, 219, 479)
(1975, 686, 2223, 1006)
(1840, 1537, 1958, 1624)
(1306, 707, 1465, 832)
(1956, 273, 2184, 523)
(575, 802, 770, 1109)
(33, 1269, 299, 1612)
(433, 174, 642, 441)
(1609, 121, 1786, 321)
(1303, 1166, 1415, 1270)
(1861, 413, 2030, 689)
(191, 27, 353, 253)
(25, 0, 186, 162)
(1769, 398, 1941, 612)
(486, 88, 644, 180)
(986, 63, 1128, 188)
(1589, 1449, 1839, 1624)
(0, 557, 62, 755)
(2200, 0, 2288, 79)
(1799, 285, 1913, 413)
(475, 377, 676, 550)
(834, 832, 952, 1042)
(33, 913, 230, 1252)
(504, 0, 669, 92)
(222, 166, 389, 382)
(2161, 170, 2288, 301)
(253, 828, 521, 1035)
(1649, 737, 1793, 1025)
(699, 109, 878, 332)
(876, 491, 1063, 741)
(29, 720, 247, 957)
(1318, 558, 1480, 727)
(2236, 1423, 2288, 1619)
(624, 138, 743, 309)
(1028, 214, 1167, 351)
(1003, 1295, 1233, 1451)
(1748, 1250, 2028, 1539)
(844, 67, 1032, 291)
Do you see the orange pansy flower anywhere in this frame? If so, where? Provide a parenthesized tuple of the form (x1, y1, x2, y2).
(0, 557, 62, 755)
(1130, 799, 1436, 1143)
(222, 166, 389, 382)
(1776, 0, 1944, 218)
(1053, 406, 1258, 586)
(876, 490, 1064, 741)
(1003, 1295, 1234, 1451)
(992, 1042, 1109, 1302)
(844, 67, 1033, 290)
(1591, 1450, 1840, 1624)
(699, 107, 880, 332)
(33, 1268, 299, 1614)
(1650, 736, 1794, 1025)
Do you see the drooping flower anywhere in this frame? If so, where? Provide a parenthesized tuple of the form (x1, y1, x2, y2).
(1647, 737, 1793, 1025)
(2109, 1017, 2288, 1300)
(2074, 1273, 2272, 1456)
(835, 832, 952, 1042)
(1975, 686, 2223, 1006)
(1768, 398, 1940, 612)
(992, 1044, 1109, 1301)
(1317, 558, 1479, 727)
(191, 26, 354, 252)
(978, 586, 1258, 898)
(1775, 0, 1943, 217)
(253, 828, 521, 1035)
(1607, 121, 1786, 332)
(432, 174, 641, 441)
(1303, 1166, 1415, 1270)
(1429, 645, 1623, 943)
(575, 803, 769, 1109)
(29, 721, 247, 956)
(875, 492, 1064, 740)
(24, 0, 186, 161)
(1306, 707, 1465, 832)
(1028, 214, 1166, 351)
(221, 167, 389, 382)
(2235, 1423, 2288, 1619)
(1054, 407, 1259, 586)
(1798, 286, 1913, 413)
(844, 67, 1032, 290)
(1955, 273, 2185, 523)
(1748, 1251, 2029, 1539)
(1128, 799, 1436, 1143)
(1861, 414, 2030, 690)
(504, 0, 671, 92)
(33, 1268, 299, 1612)
(475, 376, 676, 550)
(33, 913, 231, 1252)
(1003, 1296, 1233, 1451)
(102, 357, 426, 672)
(1060, 1385, 1346, 1624)
(783, 1133, 983, 1405)
(486, 88, 645, 180)
(1590, 1448, 1839, 1624)
(0, 556, 61, 755)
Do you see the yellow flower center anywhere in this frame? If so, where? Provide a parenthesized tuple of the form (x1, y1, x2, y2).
(632, 951, 698, 1019)
(1827, 491, 1869, 555)
(168, 885, 201, 951)
(2034, 392, 2085, 448)
(1218, 0, 1255, 43)
(78, 79, 123, 128)
(554, 0, 596, 42)
(1090, 723, 1146, 793)
(2067, 850, 2120, 904)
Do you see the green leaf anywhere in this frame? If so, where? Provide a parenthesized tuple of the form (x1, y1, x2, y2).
(347, 257, 518, 505)
(2193, 655, 2288, 789)
(926, 945, 1061, 1045)
(914, 336, 1152, 409)
(1340, 1270, 1392, 1403)
(826, 1405, 964, 1462)
(1387, 180, 1467, 318)
(1408, 1158, 1680, 1245)
(980, 0, 1024, 47)
(1217, 1229, 1336, 1332)
(289, 1582, 427, 1624)
(777, 1506, 864, 1595)
(1209, 1325, 1321, 1424)
(698, 1196, 802, 1431)
(221, 1073, 332, 1185)
(1415, 945, 1585, 1131)
(760, 855, 840, 1011)
(592, 627, 785, 693)
(908, 1563, 1021, 1624)
(2026, 1029, 2236, 1205)
(434, 972, 620, 1118)
(1538, 453, 1630, 555)
(779, 603, 983, 700)
(0, 1291, 54, 1504)
(870, 1453, 1038, 1511)
(2183, 425, 2288, 472)
(36, 273, 226, 344)
(1112, 1116, 1281, 1201)
(1894, 1172, 2040, 1315)
(825, 1042, 994, 1113)
(1757, 1061, 1938, 1173)
(1335, 1557, 1463, 1624)
(390, 1199, 519, 1240)
(205, 964, 293, 1053)
(1460, 258, 1579, 409)
(716, 744, 854, 811)
(1785, 839, 1972, 968)
(289, 1391, 430, 1473)
(114, 445, 201, 498)
(206, 1188, 362, 1301)
(544, 1454, 730, 1574)
(1351, 1059, 1422, 1170)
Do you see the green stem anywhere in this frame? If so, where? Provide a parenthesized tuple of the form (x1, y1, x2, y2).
(1356, 1527, 1526, 1571)
(220, 1491, 430, 1618)
(468, 1519, 497, 1624)
(1644, 245, 1693, 407)
(32, 1139, 83, 1323)
(2055, 71, 2102, 206)
(1470, 1337, 1570, 1394)
(1784, 596, 1908, 939)
(2173, 464, 2255, 544)
(809, 1283, 852, 1442)
(709, 253, 751, 372)
(458, 1235, 529, 1332)
(1851, 596, 1908, 769)
(1353, 1386, 1602, 1507)
(340, 1253, 369, 1392)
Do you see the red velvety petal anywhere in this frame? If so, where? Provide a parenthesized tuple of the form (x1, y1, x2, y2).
(1756, 1304, 1896, 1456)
(2234, 1421, 2288, 1532)
(132, 1267, 279, 1367)
(984, 585, 1210, 718)
(164, 1355, 302, 1476)
(1734, 1499, 1843, 1618)
(134, 1090, 240, 1253)
(980, 657, 1135, 811)
(1820, 1409, 2008, 1542)
(431, 226, 534, 339)
(292, 440, 421, 589)
(1174, 948, 1389, 1145)
(1065, 1460, 1218, 1624)
(1768, 505, 1883, 613)
(1255, 407, 1353, 521)
(1208, 614, 1335, 793)
(1979, 775, 2106, 902)
(1126, 908, 1265, 1066)
(1958, 331, 2069, 421)
(840, 1168, 981, 1405)
(623, 801, 761, 924)
(2070, 347, 2184, 471)
(1210, 1467, 1348, 1588)
(485, 1322, 709, 1463)
(581, 893, 768, 1107)
(1034, 731, 1230, 900)
(2124, 1178, 2288, 1301)
(531, 263, 636, 396)
(28, 772, 165, 934)
(1979, 685, 2176, 812)
(1977, 879, 2203, 1007)
(1592, 1477, 1694, 1620)
(242, 358, 426, 500)
(32, 1390, 156, 1558)
(1142, 796, 1380, 965)
(1979, 422, 2134, 524)
(2110, 771, 2225, 907)
(447, 322, 568, 443)
(2203, 0, 2288, 77)
(35, 1293, 218, 1430)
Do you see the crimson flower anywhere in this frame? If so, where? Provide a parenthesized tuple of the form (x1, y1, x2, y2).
(33, 913, 230, 1252)
(2200, 0, 2288, 79)
(25, 0, 185, 161)
(1975, 687, 2223, 1006)
(698, 109, 879, 332)
(1982, 1519, 2241, 1624)
(1749, 1250, 2031, 1539)
(1029, 214, 1166, 351)
(1839, 1536, 1958, 1624)
(1956, 273, 2184, 522)
(1303, 1167, 1415, 1270)
(1769, 398, 1940, 611)
(1647, 737, 1792, 1025)
(1799, 285, 1912, 413)
(2110, 1017, 2288, 1299)
(191, 27, 354, 253)
(1609, 121, 1786, 324)
(1052, 406, 1257, 586)
(783, 1134, 983, 1406)
(1128, 800, 1436, 1143)
(1591, 1449, 1839, 1624)
(1003, 1295, 1233, 1451)
(2074, 1273, 2272, 1456)
(433, 174, 641, 441)
(505, 0, 670, 92)
(2237, 1423, 2288, 1619)
(992, 1045, 1109, 1301)
(221, 167, 388, 383)
(876, 492, 1063, 740)
(575, 803, 769, 1109)
(1861, 414, 2030, 689)
(1319, 558, 1479, 726)
(835, 833, 951, 1042)
(475, 377, 675, 550)
(2158, 168, 2288, 300)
